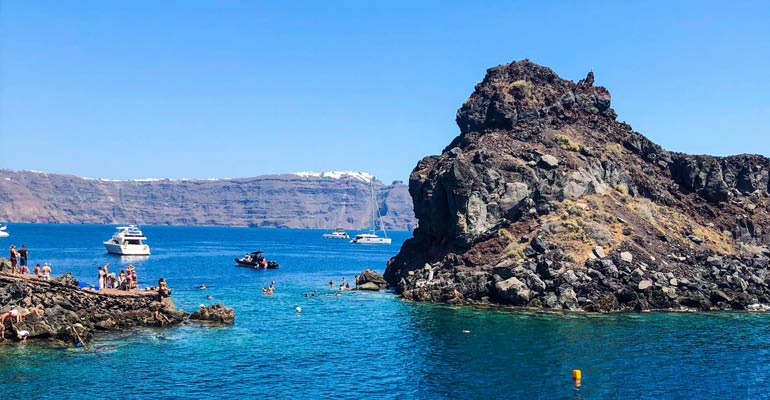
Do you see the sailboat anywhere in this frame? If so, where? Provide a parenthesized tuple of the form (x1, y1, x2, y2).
(350, 181, 392, 244)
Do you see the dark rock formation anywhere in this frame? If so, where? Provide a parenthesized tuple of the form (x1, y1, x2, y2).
(0, 261, 234, 345)
(190, 304, 236, 324)
(386, 59, 770, 312)
(355, 269, 387, 291)
(0, 171, 416, 230)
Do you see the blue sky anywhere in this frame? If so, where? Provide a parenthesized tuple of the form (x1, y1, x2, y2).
(1, 1, 768, 184)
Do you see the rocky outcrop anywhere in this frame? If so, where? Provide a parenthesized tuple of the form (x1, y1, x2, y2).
(0, 262, 234, 345)
(355, 269, 387, 291)
(189, 304, 235, 324)
(0, 171, 416, 231)
(386, 59, 770, 312)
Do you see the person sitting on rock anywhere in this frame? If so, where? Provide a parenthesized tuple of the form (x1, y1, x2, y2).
(33, 263, 41, 278)
(158, 278, 171, 299)
(154, 310, 171, 326)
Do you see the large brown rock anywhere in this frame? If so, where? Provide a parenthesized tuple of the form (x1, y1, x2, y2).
(385, 59, 770, 312)
(190, 304, 235, 324)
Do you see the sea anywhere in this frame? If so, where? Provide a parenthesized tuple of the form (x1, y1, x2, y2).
(1, 224, 770, 399)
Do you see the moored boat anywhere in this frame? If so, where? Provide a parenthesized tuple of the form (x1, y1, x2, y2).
(104, 225, 151, 255)
(350, 181, 391, 245)
(322, 228, 350, 239)
(235, 251, 279, 269)
(350, 233, 392, 244)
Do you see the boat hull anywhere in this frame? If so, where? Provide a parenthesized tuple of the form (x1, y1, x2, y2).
(350, 237, 392, 244)
(234, 258, 279, 269)
(322, 233, 350, 239)
(104, 241, 151, 255)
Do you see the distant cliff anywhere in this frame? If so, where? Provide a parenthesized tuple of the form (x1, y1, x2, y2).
(0, 170, 416, 230)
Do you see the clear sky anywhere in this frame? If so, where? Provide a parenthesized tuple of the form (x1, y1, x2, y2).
(1, 1, 768, 184)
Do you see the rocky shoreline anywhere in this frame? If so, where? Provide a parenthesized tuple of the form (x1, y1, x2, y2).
(0, 258, 234, 346)
(385, 60, 770, 313)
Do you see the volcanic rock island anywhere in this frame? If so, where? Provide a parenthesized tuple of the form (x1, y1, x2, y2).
(385, 59, 770, 312)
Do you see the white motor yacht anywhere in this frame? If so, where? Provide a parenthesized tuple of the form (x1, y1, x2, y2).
(104, 225, 151, 255)
(0, 224, 8, 238)
(322, 228, 350, 239)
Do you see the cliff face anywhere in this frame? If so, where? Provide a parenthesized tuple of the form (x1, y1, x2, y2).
(386, 60, 770, 311)
(0, 171, 416, 230)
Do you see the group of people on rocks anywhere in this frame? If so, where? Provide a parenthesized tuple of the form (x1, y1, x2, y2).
(8, 244, 28, 272)
(7, 244, 52, 279)
(0, 305, 42, 341)
(96, 263, 138, 291)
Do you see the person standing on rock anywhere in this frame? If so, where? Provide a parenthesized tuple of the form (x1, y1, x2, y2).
(97, 266, 105, 290)
(33, 263, 41, 278)
(19, 244, 28, 269)
(131, 268, 138, 290)
(9, 245, 18, 274)
(103, 264, 110, 287)
(125, 266, 133, 291)
(41, 263, 51, 280)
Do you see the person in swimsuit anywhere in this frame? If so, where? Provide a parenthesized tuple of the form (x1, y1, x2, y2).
(158, 278, 171, 299)
(97, 266, 105, 290)
(41, 263, 51, 280)
(9, 245, 18, 274)
(8, 306, 20, 323)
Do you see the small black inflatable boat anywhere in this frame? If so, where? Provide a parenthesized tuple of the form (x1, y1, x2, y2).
(234, 251, 279, 269)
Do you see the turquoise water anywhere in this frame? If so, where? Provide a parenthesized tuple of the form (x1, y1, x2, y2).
(1, 224, 770, 399)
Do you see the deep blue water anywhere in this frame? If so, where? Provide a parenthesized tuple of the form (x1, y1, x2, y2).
(2, 224, 770, 399)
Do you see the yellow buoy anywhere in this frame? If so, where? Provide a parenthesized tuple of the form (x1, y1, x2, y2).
(572, 369, 582, 380)
(572, 369, 582, 386)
